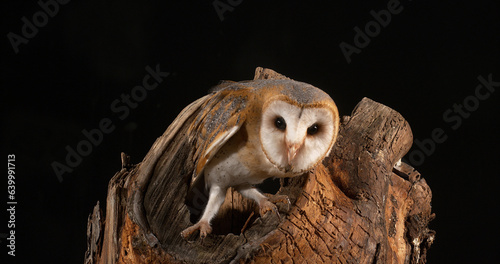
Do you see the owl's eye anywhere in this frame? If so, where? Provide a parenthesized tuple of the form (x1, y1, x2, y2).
(274, 117, 286, 131)
(307, 124, 319, 135)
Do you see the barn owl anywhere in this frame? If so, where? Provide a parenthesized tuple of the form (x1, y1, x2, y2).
(181, 78, 340, 239)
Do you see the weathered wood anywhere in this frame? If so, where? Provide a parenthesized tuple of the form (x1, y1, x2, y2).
(253, 67, 291, 80)
(85, 68, 435, 263)
(84, 201, 103, 264)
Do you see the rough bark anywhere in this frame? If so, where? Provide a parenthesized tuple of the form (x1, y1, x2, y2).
(84, 68, 435, 264)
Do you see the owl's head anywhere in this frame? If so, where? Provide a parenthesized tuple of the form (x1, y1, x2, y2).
(259, 81, 339, 175)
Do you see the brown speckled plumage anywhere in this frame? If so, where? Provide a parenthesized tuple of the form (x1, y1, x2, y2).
(180, 73, 339, 239)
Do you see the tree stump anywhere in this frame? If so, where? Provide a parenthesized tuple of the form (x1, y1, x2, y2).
(84, 68, 435, 264)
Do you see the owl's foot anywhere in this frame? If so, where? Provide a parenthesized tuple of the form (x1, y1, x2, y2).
(259, 199, 279, 218)
(266, 194, 291, 206)
(181, 220, 212, 239)
(259, 194, 291, 219)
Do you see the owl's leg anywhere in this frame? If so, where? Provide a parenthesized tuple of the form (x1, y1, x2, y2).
(181, 185, 226, 239)
(236, 185, 281, 218)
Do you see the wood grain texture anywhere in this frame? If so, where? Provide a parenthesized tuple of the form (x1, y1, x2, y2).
(85, 68, 435, 264)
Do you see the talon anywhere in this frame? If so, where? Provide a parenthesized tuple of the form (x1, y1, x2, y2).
(181, 220, 212, 240)
(259, 199, 281, 219)
(266, 194, 291, 206)
(259, 194, 291, 219)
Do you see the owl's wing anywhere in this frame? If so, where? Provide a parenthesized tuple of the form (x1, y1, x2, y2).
(188, 86, 249, 188)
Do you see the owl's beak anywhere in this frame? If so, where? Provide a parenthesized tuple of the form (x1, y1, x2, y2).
(287, 143, 302, 166)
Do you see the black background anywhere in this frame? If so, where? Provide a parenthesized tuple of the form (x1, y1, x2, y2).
(1, 0, 499, 263)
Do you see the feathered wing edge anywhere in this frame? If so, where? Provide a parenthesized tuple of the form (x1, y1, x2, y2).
(134, 83, 250, 244)
(130, 94, 212, 246)
(187, 86, 249, 192)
